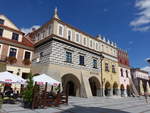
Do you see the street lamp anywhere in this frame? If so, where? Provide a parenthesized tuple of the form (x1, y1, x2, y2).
(100, 53, 104, 96)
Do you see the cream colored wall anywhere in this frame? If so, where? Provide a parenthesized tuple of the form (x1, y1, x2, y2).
(6, 65, 30, 76)
(32, 63, 102, 97)
(0, 15, 19, 30)
(0, 15, 23, 42)
(3, 29, 22, 42)
(52, 20, 117, 58)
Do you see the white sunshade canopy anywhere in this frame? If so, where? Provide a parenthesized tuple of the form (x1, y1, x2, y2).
(0, 71, 26, 84)
(33, 74, 60, 86)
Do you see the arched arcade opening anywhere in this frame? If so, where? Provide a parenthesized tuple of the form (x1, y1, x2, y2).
(113, 82, 118, 96)
(105, 82, 111, 96)
(127, 85, 131, 97)
(89, 77, 101, 96)
(120, 84, 125, 97)
(61, 74, 81, 96)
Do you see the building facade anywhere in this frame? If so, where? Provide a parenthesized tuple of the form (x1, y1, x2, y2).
(118, 49, 132, 97)
(29, 8, 123, 97)
(0, 14, 33, 91)
(131, 68, 150, 95)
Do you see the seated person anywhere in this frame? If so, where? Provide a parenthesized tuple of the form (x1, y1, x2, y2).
(4, 88, 13, 97)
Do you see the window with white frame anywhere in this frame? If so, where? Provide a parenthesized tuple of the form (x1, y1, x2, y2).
(9, 48, 17, 57)
(12, 33, 19, 41)
(0, 28, 3, 37)
(0, 19, 4, 25)
(93, 59, 98, 68)
(83, 37, 86, 45)
(90, 40, 92, 48)
(24, 51, 31, 60)
(105, 63, 109, 72)
(96, 43, 98, 50)
(66, 51, 72, 63)
(67, 30, 72, 40)
(48, 25, 51, 35)
(58, 24, 64, 36)
(76, 33, 80, 42)
(93, 41, 95, 49)
(102, 44, 104, 51)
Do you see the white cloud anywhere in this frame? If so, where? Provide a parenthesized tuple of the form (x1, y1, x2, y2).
(21, 25, 40, 34)
(130, 0, 150, 31)
(141, 66, 150, 74)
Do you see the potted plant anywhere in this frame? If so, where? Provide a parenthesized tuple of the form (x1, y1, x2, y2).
(22, 59, 31, 65)
(6, 56, 17, 64)
(22, 73, 34, 108)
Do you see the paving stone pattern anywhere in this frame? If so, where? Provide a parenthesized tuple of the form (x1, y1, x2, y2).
(1, 96, 150, 113)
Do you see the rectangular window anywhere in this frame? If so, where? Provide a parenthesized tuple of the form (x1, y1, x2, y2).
(49, 25, 51, 35)
(121, 69, 123, 77)
(24, 51, 31, 59)
(9, 48, 17, 57)
(105, 63, 109, 72)
(0, 28, 3, 37)
(67, 30, 71, 40)
(79, 55, 84, 65)
(83, 37, 86, 45)
(66, 51, 72, 63)
(93, 59, 97, 68)
(0, 19, 4, 25)
(58, 25, 63, 36)
(76, 33, 79, 42)
(96, 43, 98, 50)
(126, 70, 128, 78)
(12, 33, 19, 41)
(112, 65, 116, 73)
(90, 40, 92, 47)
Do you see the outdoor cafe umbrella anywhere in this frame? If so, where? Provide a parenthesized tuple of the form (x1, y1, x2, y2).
(33, 74, 60, 86)
(0, 71, 25, 84)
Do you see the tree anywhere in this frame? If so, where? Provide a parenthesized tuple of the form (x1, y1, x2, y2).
(22, 73, 34, 108)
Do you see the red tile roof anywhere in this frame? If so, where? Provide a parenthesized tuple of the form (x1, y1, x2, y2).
(0, 36, 33, 47)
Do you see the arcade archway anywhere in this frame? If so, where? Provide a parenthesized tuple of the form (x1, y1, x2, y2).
(105, 82, 111, 96)
(127, 85, 131, 97)
(113, 82, 118, 96)
(62, 74, 80, 96)
(120, 84, 125, 97)
(89, 77, 101, 96)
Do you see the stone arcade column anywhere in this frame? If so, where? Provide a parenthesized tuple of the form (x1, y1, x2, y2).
(124, 89, 127, 97)
(97, 89, 101, 96)
(146, 82, 150, 94)
(117, 89, 121, 96)
(110, 88, 113, 96)
(80, 72, 93, 98)
(140, 80, 144, 95)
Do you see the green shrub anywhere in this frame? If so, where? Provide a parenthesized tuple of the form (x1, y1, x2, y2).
(22, 73, 34, 104)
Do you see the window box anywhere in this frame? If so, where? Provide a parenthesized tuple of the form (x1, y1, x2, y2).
(22, 59, 31, 65)
(6, 56, 17, 64)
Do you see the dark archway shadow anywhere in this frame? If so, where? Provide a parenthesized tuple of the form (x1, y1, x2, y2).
(60, 105, 130, 113)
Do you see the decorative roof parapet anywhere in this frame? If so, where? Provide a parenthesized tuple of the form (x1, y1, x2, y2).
(107, 39, 110, 44)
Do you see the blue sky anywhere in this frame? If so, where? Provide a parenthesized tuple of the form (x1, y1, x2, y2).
(0, 0, 150, 71)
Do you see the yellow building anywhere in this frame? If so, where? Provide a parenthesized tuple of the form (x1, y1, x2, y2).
(101, 57, 120, 96)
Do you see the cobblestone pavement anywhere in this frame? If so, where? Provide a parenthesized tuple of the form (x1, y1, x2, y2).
(0, 96, 150, 113)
